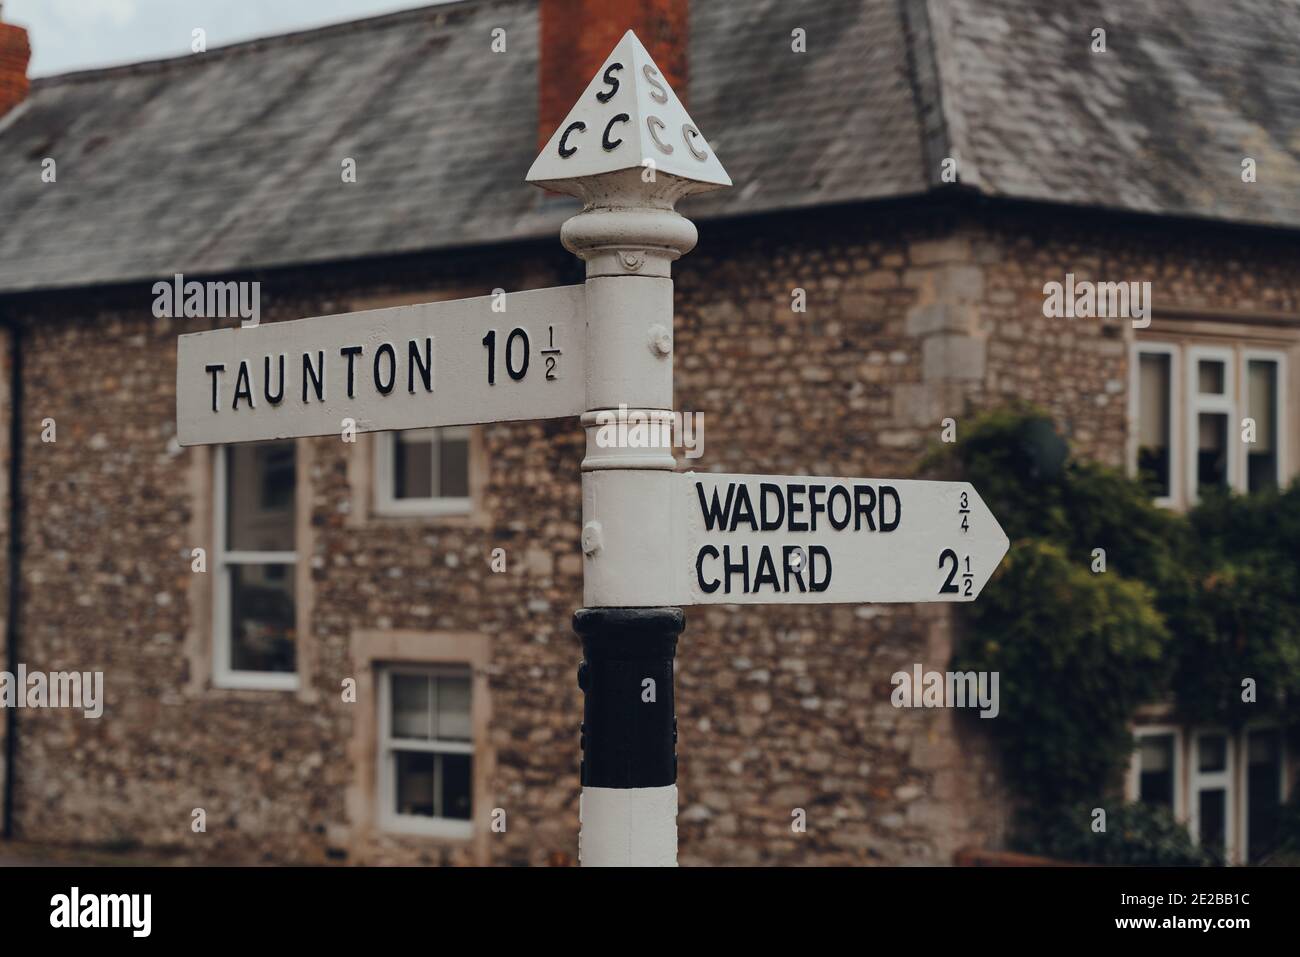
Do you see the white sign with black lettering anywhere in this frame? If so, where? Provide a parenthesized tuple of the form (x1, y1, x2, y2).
(176, 285, 587, 446)
(679, 473, 1009, 605)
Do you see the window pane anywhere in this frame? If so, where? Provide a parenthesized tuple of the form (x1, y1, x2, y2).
(394, 435, 434, 499)
(438, 434, 471, 498)
(440, 753, 473, 820)
(392, 675, 430, 740)
(1247, 360, 1279, 493)
(1198, 359, 1225, 395)
(386, 668, 474, 823)
(436, 675, 472, 741)
(394, 752, 472, 821)
(1248, 731, 1282, 863)
(226, 442, 296, 551)
(1198, 734, 1227, 772)
(1137, 354, 1172, 498)
(229, 564, 296, 673)
(1138, 734, 1175, 809)
(1249, 729, 1281, 764)
(1196, 413, 1229, 490)
(1198, 788, 1227, 860)
(395, 751, 435, 817)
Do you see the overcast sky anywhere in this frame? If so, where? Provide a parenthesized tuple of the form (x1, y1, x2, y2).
(6, 0, 455, 76)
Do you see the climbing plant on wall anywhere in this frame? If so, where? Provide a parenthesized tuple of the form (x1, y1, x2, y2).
(927, 408, 1300, 862)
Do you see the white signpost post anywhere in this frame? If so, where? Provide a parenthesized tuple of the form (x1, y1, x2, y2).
(175, 30, 1008, 869)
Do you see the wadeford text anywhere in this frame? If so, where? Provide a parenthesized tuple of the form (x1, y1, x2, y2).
(692, 479, 901, 594)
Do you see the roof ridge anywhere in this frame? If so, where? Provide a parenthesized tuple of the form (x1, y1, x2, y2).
(898, 0, 947, 189)
(898, 0, 980, 192)
(28, 0, 494, 88)
(923, 0, 980, 189)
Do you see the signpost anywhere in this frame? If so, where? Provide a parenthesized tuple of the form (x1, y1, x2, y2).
(175, 30, 1009, 868)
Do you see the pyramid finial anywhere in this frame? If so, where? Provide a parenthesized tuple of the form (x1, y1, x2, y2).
(527, 30, 730, 198)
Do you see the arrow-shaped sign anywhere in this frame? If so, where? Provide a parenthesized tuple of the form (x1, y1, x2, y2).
(176, 284, 587, 446)
(679, 473, 1008, 605)
(583, 471, 1009, 607)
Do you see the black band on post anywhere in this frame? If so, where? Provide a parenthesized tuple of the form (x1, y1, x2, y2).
(574, 607, 684, 789)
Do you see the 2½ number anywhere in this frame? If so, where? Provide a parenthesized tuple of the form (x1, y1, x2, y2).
(939, 549, 974, 596)
(938, 549, 959, 594)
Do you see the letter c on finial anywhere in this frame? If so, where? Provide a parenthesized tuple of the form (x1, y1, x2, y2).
(682, 124, 707, 161)
(559, 121, 586, 158)
(647, 116, 673, 155)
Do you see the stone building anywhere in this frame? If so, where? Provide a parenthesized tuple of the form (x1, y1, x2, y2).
(0, 0, 1297, 865)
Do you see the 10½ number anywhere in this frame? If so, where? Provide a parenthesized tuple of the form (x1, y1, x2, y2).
(482, 325, 560, 385)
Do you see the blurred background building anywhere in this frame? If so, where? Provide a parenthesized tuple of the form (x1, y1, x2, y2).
(0, 0, 1296, 865)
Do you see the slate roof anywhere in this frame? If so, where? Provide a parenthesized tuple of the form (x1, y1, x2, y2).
(0, 0, 1297, 294)
(932, 0, 1300, 225)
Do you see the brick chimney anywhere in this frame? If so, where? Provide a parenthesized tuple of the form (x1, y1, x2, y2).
(538, 0, 687, 152)
(0, 2, 31, 120)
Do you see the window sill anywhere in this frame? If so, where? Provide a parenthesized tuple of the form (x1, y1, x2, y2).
(380, 815, 474, 841)
(212, 671, 301, 692)
(367, 505, 490, 528)
(374, 497, 473, 517)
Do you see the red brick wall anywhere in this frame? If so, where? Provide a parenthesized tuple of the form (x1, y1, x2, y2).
(954, 847, 1078, 866)
(538, 0, 688, 151)
(0, 21, 29, 120)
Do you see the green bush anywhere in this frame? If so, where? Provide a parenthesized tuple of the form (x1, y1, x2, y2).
(1020, 803, 1216, 867)
(929, 408, 1300, 860)
(1170, 486, 1300, 725)
(957, 540, 1168, 811)
(1257, 796, 1300, 865)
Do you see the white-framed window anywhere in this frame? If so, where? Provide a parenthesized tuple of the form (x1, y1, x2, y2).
(1129, 723, 1290, 865)
(374, 427, 472, 517)
(1131, 341, 1289, 506)
(1186, 346, 1236, 502)
(1242, 350, 1286, 493)
(1132, 343, 1179, 506)
(1244, 726, 1287, 864)
(1190, 728, 1234, 863)
(378, 665, 474, 838)
(1128, 725, 1185, 821)
(213, 441, 299, 691)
